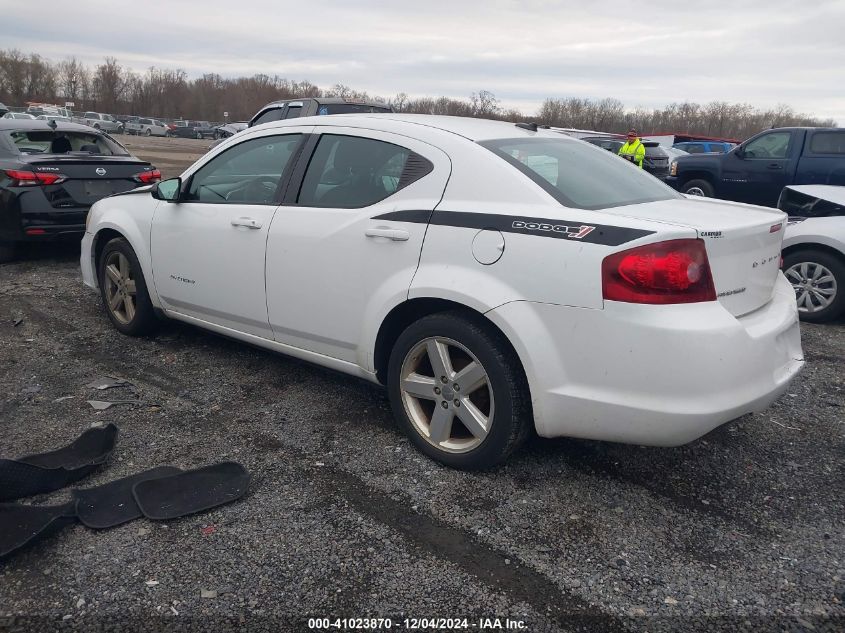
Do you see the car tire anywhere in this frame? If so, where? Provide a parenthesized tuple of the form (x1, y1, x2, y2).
(0, 241, 17, 264)
(93, 123, 101, 130)
(144, 128, 152, 136)
(783, 248, 845, 323)
(387, 311, 532, 469)
(681, 179, 715, 197)
(97, 237, 158, 336)
(195, 131, 203, 140)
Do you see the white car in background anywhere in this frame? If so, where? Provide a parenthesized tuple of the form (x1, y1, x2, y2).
(136, 117, 169, 137)
(780, 184, 845, 322)
(80, 115, 804, 468)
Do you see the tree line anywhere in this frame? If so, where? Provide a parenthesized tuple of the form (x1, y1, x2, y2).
(0, 49, 836, 140)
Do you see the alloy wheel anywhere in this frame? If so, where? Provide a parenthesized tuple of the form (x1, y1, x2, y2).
(399, 337, 494, 453)
(785, 261, 837, 313)
(686, 186, 706, 196)
(103, 251, 138, 324)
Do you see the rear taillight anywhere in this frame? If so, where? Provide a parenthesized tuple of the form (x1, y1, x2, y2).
(4, 169, 67, 186)
(134, 169, 161, 184)
(602, 239, 717, 305)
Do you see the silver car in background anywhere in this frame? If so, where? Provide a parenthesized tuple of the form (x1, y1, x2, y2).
(74, 111, 124, 134)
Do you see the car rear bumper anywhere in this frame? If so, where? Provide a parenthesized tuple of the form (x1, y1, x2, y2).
(487, 273, 804, 446)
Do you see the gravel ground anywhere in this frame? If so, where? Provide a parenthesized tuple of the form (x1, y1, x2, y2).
(0, 137, 843, 632)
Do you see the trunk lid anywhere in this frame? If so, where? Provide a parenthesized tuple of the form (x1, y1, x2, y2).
(20, 155, 153, 208)
(605, 196, 786, 316)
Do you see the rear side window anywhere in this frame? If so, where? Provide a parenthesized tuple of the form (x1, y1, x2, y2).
(809, 132, 845, 154)
(685, 143, 705, 153)
(709, 145, 726, 153)
(318, 104, 391, 115)
(480, 137, 680, 210)
(297, 134, 432, 208)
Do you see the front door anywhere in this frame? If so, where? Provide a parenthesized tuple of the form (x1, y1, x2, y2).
(151, 132, 305, 338)
(265, 128, 450, 367)
(722, 130, 795, 206)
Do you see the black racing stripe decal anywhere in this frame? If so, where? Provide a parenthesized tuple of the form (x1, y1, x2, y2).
(372, 210, 654, 246)
(373, 209, 432, 224)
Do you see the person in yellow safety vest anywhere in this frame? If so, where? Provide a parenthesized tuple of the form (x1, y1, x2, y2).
(618, 129, 646, 168)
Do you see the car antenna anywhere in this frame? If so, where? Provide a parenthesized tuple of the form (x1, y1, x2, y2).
(515, 122, 538, 132)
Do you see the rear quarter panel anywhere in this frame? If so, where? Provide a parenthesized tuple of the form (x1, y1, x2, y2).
(409, 143, 690, 311)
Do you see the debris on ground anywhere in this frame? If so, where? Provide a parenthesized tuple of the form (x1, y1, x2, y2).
(86, 377, 131, 390)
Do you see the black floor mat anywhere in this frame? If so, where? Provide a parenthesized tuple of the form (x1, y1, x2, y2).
(0, 424, 119, 502)
(132, 462, 250, 520)
(73, 466, 182, 529)
(0, 501, 77, 561)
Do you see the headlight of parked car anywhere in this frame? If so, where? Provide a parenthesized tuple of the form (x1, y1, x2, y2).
(669, 161, 678, 177)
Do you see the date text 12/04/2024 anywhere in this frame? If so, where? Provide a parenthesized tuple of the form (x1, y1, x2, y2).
(307, 617, 528, 630)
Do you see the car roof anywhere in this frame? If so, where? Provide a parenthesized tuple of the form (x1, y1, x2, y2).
(0, 119, 103, 133)
(252, 113, 583, 143)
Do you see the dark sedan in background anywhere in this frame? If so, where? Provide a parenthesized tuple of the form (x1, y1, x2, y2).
(0, 120, 159, 262)
(166, 120, 217, 139)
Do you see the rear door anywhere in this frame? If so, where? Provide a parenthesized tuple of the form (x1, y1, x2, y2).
(150, 131, 308, 338)
(265, 128, 450, 365)
(796, 130, 845, 186)
(722, 130, 798, 206)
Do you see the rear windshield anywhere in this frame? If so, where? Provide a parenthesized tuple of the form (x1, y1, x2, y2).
(317, 104, 391, 115)
(479, 137, 680, 210)
(5, 130, 130, 156)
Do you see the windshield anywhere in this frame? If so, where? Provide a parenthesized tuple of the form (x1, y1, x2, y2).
(5, 130, 130, 156)
(479, 137, 680, 210)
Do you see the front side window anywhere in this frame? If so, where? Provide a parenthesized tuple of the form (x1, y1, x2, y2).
(809, 132, 845, 154)
(284, 106, 303, 119)
(252, 108, 283, 126)
(297, 134, 426, 208)
(186, 134, 302, 204)
(480, 137, 680, 210)
(744, 132, 791, 159)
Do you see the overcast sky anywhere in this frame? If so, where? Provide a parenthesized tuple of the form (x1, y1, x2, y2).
(2, 0, 843, 123)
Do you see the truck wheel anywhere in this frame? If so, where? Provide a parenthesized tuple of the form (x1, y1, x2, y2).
(387, 311, 532, 469)
(144, 128, 152, 136)
(0, 241, 17, 264)
(783, 248, 845, 323)
(682, 179, 715, 197)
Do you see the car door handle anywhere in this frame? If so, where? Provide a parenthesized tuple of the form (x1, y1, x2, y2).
(767, 163, 783, 170)
(365, 227, 410, 241)
(231, 217, 262, 229)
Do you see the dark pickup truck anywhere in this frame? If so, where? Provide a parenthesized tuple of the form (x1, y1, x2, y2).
(666, 127, 845, 208)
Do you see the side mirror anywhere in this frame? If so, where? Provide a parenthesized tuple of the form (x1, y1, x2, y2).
(152, 177, 181, 202)
(733, 146, 745, 159)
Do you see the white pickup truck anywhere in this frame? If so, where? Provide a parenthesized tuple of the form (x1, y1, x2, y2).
(74, 111, 124, 134)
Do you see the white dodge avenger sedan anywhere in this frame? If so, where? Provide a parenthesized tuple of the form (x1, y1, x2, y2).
(81, 115, 804, 469)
